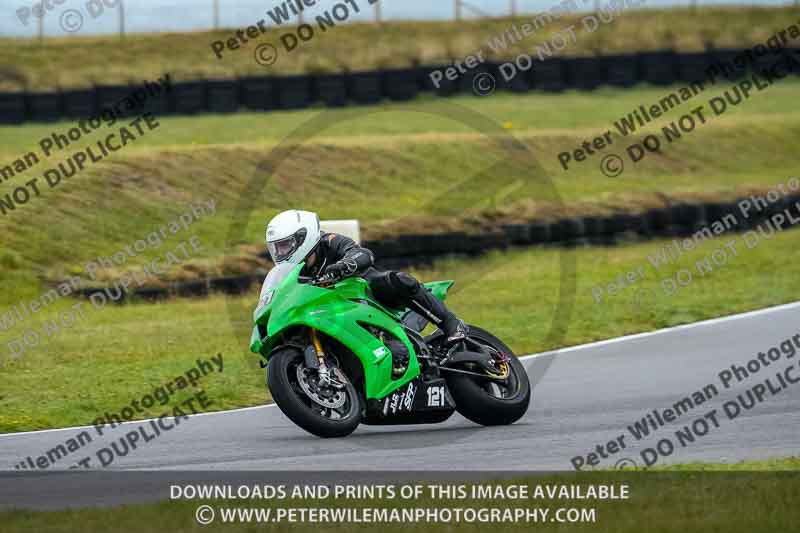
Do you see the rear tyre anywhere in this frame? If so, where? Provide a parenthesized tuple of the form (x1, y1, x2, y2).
(445, 326, 531, 426)
(267, 347, 361, 438)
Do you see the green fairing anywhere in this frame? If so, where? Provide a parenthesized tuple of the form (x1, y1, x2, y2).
(250, 263, 454, 400)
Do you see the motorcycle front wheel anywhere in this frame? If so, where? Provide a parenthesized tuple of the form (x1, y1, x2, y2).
(267, 347, 362, 438)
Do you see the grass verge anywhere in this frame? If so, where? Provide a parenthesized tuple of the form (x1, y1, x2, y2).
(1, 80, 799, 302)
(1, 463, 798, 532)
(2, 6, 800, 89)
(2, 219, 800, 432)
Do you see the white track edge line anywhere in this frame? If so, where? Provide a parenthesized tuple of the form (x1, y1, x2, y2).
(2, 300, 797, 439)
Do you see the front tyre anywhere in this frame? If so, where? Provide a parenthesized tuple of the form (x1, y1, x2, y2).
(446, 326, 531, 426)
(267, 348, 361, 438)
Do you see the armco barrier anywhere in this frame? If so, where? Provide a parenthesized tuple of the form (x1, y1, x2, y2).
(6, 48, 800, 124)
(71, 194, 800, 302)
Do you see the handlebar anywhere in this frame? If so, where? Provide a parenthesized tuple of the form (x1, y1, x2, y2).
(298, 275, 337, 287)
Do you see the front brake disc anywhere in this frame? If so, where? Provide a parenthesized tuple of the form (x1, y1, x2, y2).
(296, 365, 346, 409)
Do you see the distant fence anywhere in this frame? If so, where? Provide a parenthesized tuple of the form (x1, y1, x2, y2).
(74, 192, 800, 302)
(2, 47, 799, 125)
(13, 0, 740, 41)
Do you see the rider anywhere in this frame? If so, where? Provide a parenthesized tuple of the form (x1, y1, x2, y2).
(264, 209, 468, 345)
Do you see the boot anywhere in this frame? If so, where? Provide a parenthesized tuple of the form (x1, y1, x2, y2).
(385, 337, 410, 377)
(411, 289, 468, 344)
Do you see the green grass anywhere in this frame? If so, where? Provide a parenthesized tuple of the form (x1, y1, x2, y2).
(1, 80, 799, 306)
(3, 219, 800, 433)
(2, 6, 799, 89)
(2, 79, 799, 156)
(655, 457, 800, 471)
(2, 465, 798, 532)
(1, 45, 798, 437)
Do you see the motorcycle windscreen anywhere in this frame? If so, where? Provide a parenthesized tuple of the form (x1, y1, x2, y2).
(254, 262, 298, 320)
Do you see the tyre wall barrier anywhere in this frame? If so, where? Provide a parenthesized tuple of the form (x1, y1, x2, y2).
(11, 47, 798, 124)
(383, 68, 419, 101)
(315, 74, 348, 107)
(207, 80, 240, 113)
(492, 63, 531, 92)
(62, 89, 97, 119)
(0, 92, 26, 124)
(419, 65, 460, 97)
(73, 195, 800, 302)
(604, 54, 639, 87)
(26, 91, 61, 122)
(171, 81, 207, 115)
(566, 57, 604, 90)
(639, 50, 678, 86)
(97, 85, 136, 118)
(348, 71, 383, 105)
(532, 57, 565, 92)
(240, 76, 276, 111)
(276, 75, 313, 110)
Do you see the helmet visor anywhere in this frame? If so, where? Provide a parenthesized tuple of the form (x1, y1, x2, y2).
(267, 228, 307, 263)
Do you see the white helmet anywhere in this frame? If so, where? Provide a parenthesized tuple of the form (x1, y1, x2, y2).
(265, 210, 321, 264)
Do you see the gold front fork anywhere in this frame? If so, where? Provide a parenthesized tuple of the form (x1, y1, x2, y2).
(309, 328, 333, 385)
(310, 328, 326, 364)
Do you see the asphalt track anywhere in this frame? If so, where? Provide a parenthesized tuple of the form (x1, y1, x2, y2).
(1, 302, 799, 508)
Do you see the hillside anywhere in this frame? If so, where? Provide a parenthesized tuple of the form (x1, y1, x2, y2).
(1, 6, 799, 90)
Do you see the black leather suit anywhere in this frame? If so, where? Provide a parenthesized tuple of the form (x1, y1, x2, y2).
(302, 233, 460, 335)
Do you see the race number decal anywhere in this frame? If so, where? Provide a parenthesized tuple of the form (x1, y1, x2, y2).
(426, 385, 445, 407)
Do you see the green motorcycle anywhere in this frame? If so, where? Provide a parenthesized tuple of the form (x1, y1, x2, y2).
(250, 262, 531, 438)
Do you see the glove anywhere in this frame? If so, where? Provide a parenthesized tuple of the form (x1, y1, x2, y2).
(319, 259, 357, 283)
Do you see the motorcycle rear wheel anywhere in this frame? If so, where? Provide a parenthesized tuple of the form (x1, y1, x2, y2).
(267, 347, 362, 438)
(444, 326, 531, 426)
